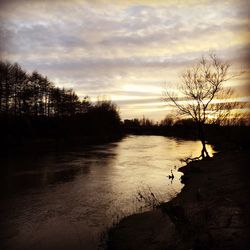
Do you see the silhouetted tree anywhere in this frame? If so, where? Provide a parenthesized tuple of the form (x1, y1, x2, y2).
(87, 99, 121, 134)
(0, 61, 13, 114)
(160, 115, 174, 127)
(78, 96, 92, 114)
(165, 53, 241, 159)
(11, 63, 28, 116)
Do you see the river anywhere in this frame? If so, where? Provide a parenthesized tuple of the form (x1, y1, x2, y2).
(0, 135, 213, 250)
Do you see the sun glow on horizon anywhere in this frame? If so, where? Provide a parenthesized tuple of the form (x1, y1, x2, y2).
(0, 0, 249, 121)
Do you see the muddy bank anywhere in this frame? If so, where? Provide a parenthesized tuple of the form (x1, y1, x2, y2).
(107, 150, 250, 249)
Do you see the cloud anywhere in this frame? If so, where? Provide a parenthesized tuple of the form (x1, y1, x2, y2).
(0, 0, 249, 120)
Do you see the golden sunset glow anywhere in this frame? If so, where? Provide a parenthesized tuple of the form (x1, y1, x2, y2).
(0, 0, 249, 120)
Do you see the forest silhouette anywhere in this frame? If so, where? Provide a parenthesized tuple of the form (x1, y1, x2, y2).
(0, 61, 122, 148)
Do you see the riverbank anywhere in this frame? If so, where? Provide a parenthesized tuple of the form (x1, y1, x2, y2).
(107, 149, 250, 249)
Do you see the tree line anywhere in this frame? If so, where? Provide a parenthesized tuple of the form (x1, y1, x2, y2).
(0, 61, 122, 147)
(0, 61, 92, 117)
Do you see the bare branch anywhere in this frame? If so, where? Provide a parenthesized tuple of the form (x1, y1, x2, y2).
(164, 53, 242, 159)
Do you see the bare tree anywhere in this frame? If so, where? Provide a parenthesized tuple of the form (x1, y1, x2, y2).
(165, 53, 240, 159)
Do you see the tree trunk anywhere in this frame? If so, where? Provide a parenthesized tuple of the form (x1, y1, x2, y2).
(198, 123, 210, 159)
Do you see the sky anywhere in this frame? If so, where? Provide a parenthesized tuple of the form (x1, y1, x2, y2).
(0, 0, 249, 121)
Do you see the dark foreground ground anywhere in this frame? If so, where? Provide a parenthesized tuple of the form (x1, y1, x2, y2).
(107, 149, 250, 250)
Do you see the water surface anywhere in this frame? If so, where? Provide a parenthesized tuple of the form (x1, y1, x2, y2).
(0, 135, 213, 250)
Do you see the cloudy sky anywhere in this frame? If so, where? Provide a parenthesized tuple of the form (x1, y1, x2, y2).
(0, 0, 249, 120)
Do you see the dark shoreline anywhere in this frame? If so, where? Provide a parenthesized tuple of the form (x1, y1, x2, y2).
(107, 149, 250, 249)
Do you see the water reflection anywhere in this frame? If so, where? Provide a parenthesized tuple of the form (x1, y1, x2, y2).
(0, 135, 214, 250)
(1, 144, 119, 195)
